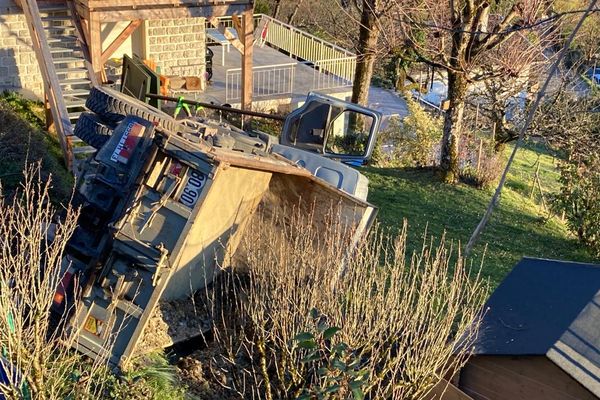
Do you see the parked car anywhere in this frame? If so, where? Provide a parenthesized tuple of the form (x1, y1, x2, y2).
(588, 67, 600, 86)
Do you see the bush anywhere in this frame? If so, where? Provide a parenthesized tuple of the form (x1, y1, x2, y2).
(292, 313, 368, 400)
(553, 155, 600, 257)
(0, 164, 103, 399)
(372, 97, 442, 168)
(254, 0, 271, 14)
(459, 139, 504, 189)
(0, 166, 187, 399)
(206, 210, 487, 399)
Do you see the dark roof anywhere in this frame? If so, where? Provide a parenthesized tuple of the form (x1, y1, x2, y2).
(472, 257, 600, 355)
(471, 257, 600, 396)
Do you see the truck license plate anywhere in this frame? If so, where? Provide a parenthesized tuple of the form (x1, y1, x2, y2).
(179, 170, 207, 207)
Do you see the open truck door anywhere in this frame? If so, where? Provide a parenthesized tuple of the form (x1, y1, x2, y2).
(280, 93, 382, 165)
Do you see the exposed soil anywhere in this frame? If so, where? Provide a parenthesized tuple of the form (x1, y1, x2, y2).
(136, 294, 212, 356)
(177, 343, 253, 400)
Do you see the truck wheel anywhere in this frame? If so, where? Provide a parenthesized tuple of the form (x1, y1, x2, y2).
(74, 112, 113, 149)
(86, 86, 179, 133)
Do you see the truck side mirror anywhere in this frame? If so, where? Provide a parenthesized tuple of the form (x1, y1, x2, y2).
(281, 93, 382, 165)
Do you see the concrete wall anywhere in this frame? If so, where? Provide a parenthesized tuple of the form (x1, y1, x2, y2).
(145, 18, 206, 85)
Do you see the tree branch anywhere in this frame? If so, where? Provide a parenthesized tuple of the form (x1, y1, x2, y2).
(464, 0, 599, 257)
(472, 4, 520, 56)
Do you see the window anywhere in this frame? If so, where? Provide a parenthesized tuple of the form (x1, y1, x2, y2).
(325, 111, 373, 156)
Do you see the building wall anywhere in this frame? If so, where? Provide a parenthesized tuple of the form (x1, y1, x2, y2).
(145, 18, 206, 87)
(0, 1, 45, 98)
(459, 355, 596, 400)
(0, 0, 206, 98)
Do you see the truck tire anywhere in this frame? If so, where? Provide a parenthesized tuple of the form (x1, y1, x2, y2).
(86, 86, 179, 133)
(74, 111, 113, 149)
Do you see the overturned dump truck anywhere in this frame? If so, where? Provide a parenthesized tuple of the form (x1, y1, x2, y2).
(54, 86, 381, 368)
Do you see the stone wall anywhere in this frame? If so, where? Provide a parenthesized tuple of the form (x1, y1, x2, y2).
(145, 18, 206, 87)
(0, 1, 45, 98)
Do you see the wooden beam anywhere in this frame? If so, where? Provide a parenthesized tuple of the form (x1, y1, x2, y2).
(88, 12, 104, 83)
(101, 20, 142, 65)
(241, 8, 254, 111)
(207, 16, 245, 54)
(44, 93, 55, 133)
(86, 4, 250, 23)
(232, 14, 243, 41)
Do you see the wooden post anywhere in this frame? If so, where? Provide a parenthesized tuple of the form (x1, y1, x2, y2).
(537, 176, 547, 211)
(44, 93, 55, 133)
(88, 13, 104, 83)
(530, 158, 540, 199)
(241, 9, 254, 111)
(476, 138, 483, 174)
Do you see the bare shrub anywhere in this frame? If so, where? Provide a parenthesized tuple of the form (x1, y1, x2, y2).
(207, 209, 487, 399)
(459, 138, 504, 189)
(0, 165, 121, 399)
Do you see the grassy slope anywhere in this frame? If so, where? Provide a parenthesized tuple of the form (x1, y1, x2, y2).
(0, 92, 72, 203)
(363, 143, 597, 287)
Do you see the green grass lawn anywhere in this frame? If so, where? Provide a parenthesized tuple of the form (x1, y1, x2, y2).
(362, 143, 597, 287)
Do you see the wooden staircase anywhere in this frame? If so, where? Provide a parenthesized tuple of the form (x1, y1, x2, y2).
(19, 0, 98, 170)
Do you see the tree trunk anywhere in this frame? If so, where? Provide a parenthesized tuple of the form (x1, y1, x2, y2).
(351, 0, 380, 106)
(440, 70, 468, 183)
(273, 0, 283, 19)
(287, 0, 304, 24)
(395, 61, 406, 91)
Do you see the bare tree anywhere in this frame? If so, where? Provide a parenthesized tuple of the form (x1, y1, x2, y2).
(383, 1, 555, 182)
(273, 0, 284, 19)
(555, 0, 600, 63)
(287, 0, 305, 24)
(464, 0, 598, 255)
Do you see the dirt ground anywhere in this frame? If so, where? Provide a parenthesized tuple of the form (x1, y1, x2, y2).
(136, 294, 212, 355)
(177, 346, 244, 400)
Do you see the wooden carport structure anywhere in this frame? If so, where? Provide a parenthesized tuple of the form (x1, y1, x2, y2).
(19, 0, 254, 170)
(72, 0, 255, 110)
